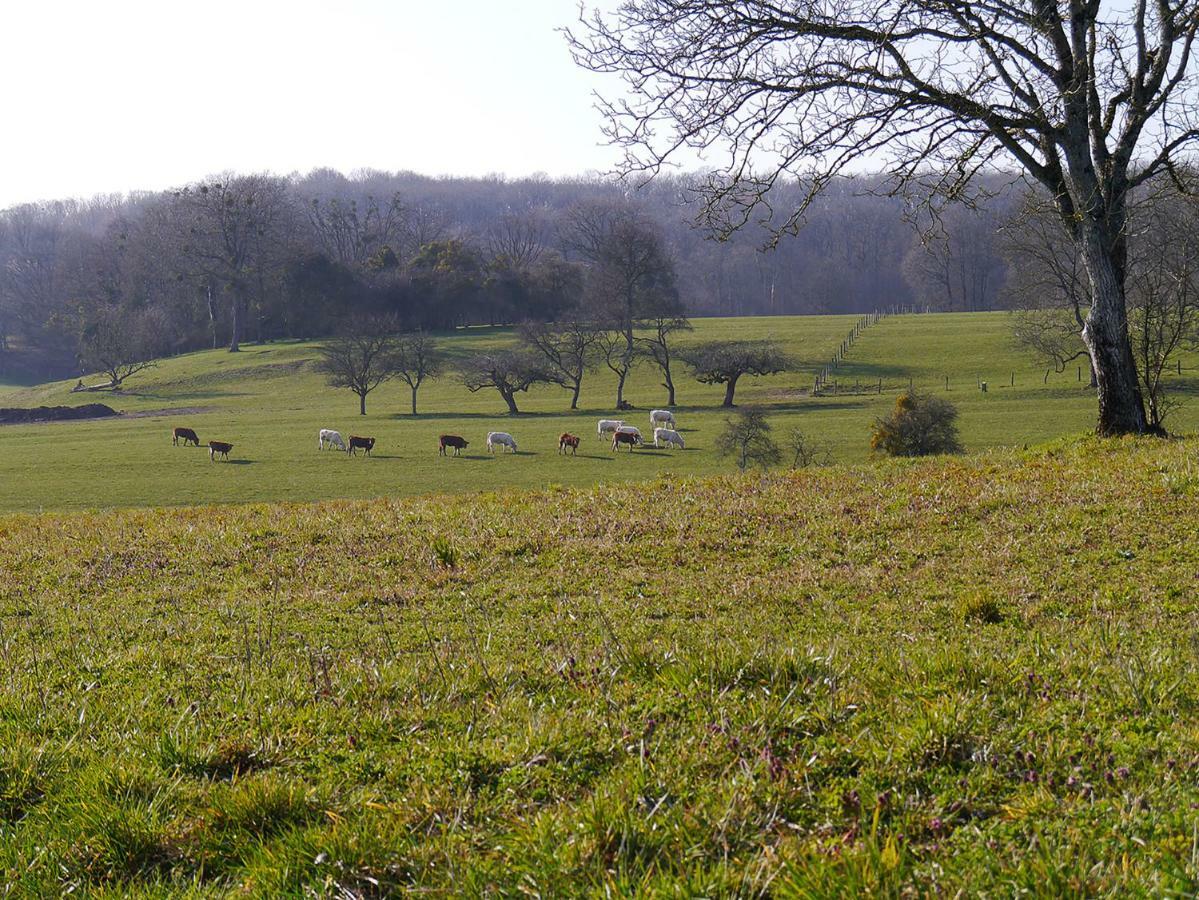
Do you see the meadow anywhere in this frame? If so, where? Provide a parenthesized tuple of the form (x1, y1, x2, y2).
(1, 436, 1198, 894)
(3, 311, 1197, 514)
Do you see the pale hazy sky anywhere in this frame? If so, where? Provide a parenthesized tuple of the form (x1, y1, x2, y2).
(0, 0, 624, 208)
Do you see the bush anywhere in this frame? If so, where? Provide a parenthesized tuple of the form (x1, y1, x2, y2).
(870, 391, 963, 457)
(715, 407, 781, 470)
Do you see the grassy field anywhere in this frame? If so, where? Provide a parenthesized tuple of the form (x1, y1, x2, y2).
(0, 435, 1198, 894)
(1, 311, 1198, 514)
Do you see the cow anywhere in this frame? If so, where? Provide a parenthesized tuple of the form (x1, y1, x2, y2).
(318, 428, 346, 451)
(172, 426, 200, 447)
(348, 435, 375, 456)
(649, 409, 677, 430)
(487, 431, 517, 453)
(597, 419, 624, 440)
(208, 440, 233, 461)
(612, 430, 642, 452)
(615, 425, 643, 441)
(653, 427, 685, 449)
(439, 434, 469, 456)
(558, 433, 580, 455)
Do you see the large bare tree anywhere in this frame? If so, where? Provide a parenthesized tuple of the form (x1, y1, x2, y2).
(570, 0, 1199, 435)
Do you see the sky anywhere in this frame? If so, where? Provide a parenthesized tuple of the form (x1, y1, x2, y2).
(0, 0, 625, 208)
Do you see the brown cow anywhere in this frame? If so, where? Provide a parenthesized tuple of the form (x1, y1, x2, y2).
(612, 431, 641, 452)
(439, 434, 468, 456)
(348, 435, 375, 456)
(558, 433, 580, 455)
(172, 427, 200, 447)
(208, 440, 233, 461)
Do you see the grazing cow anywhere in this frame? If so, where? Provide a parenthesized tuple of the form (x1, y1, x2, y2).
(597, 419, 624, 440)
(439, 434, 469, 456)
(612, 430, 642, 452)
(615, 425, 643, 441)
(172, 426, 200, 447)
(653, 427, 685, 449)
(558, 432, 580, 455)
(208, 440, 233, 461)
(487, 431, 517, 453)
(649, 409, 677, 430)
(348, 435, 375, 456)
(318, 428, 347, 451)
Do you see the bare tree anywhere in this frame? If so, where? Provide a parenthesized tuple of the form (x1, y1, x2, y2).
(305, 192, 408, 269)
(564, 201, 680, 409)
(487, 209, 549, 270)
(681, 340, 793, 407)
(715, 407, 781, 470)
(461, 350, 563, 414)
(76, 306, 162, 389)
(520, 318, 603, 409)
(393, 330, 445, 416)
(569, 1, 1199, 435)
(637, 314, 692, 406)
(317, 317, 401, 415)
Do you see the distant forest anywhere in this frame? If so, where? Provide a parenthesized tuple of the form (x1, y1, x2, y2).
(0, 169, 1019, 380)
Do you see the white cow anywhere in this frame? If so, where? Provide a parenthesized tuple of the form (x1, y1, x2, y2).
(597, 419, 625, 439)
(318, 428, 347, 451)
(650, 409, 677, 430)
(653, 427, 685, 449)
(487, 431, 518, 453)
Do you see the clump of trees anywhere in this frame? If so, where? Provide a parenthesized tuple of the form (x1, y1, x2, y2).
(870, 392, 963, 457)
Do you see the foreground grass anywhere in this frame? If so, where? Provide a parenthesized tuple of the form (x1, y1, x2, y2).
(1, 436, 1199, 894)
(4, 311, 1198, 514)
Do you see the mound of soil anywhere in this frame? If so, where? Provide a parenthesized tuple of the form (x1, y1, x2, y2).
(0, 404, 119, 424)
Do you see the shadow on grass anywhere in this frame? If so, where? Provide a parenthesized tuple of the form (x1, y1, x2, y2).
(224, 459, 255, 466)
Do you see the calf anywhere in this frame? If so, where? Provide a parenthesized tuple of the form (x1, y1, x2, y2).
(172, 426, 200, 447)
(612, 430, 641, 452)
(487, 431, 517, 453)
(597, 419, 624, 440)
(208, 440, 233, 461)
(653, 427, 685, 449)
(558, 432, 580, 455)
(318, 428, 346, 451)
(439, 434, 469, 456)
(348, 435, 375, 456)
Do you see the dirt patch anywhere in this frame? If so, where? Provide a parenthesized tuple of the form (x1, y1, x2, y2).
(0, 404, 119, 424)
(125, 406, 217, 419)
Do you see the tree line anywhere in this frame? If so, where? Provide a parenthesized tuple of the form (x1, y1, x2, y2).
(0, 168, 1027, 382)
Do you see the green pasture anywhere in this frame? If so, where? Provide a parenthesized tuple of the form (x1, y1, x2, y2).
(1, 311, 1196, 513)
(2, 437, 1199, 893)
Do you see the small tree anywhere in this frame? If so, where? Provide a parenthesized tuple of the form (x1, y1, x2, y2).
(682, 340, 793, 407)
(393, 330, 445, 416)
(317, 317, 401, 415)
(461, 350, 561, 414)
(77, 306, 161, 388)
(520, 318, 602, 410)
(787, 428, 828, 468)
(715, 407, 781, 470)
(870, 392, 963, 457)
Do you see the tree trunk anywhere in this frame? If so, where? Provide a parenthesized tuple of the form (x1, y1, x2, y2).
(229, 292, 244, 353)
(411, 386, 419, 416)
(359, 392, 367, 416)
(502, 389, 519, 414)
(1079, 229, 1149, 435)
(663, 365, 676, 406)
(570, 380, 581, 410)
(615, 367, 628, 409)
(722, 375, 740, 407)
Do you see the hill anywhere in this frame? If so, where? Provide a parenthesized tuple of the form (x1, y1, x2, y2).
(0, 436, 1196, 893)
(0, 311, 1197, 514)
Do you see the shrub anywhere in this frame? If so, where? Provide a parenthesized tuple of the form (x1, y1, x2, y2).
(870, 391, 964, 457)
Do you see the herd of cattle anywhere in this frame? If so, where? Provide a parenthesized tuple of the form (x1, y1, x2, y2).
(171, 409, 686, 462)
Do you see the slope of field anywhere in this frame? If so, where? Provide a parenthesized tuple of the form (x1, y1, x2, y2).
(0, 312, 1197, 513)
(0, 436, 1197, 894)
